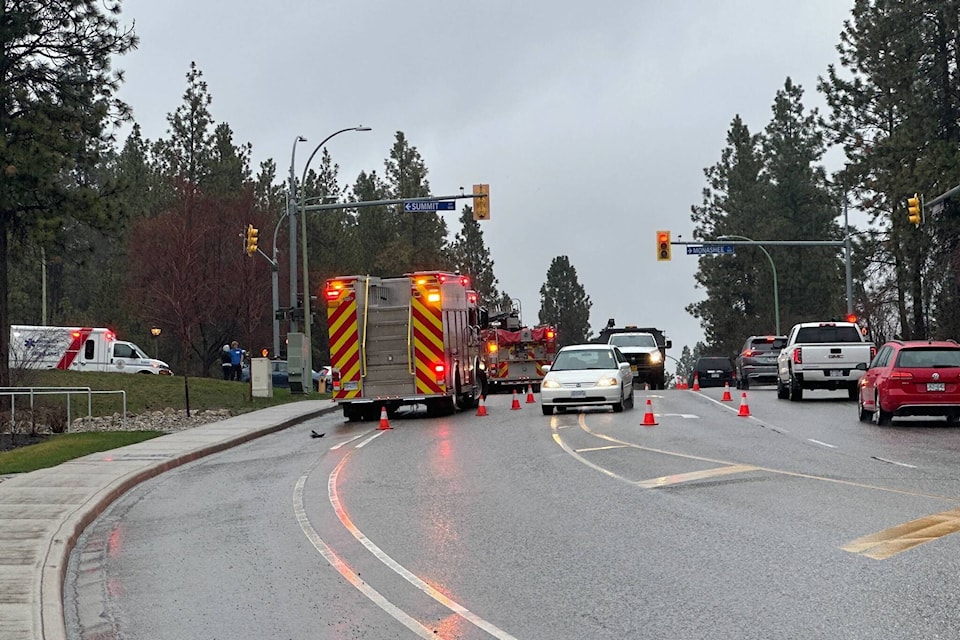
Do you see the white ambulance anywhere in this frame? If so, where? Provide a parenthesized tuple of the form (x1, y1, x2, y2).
(9, 325, 174, 375)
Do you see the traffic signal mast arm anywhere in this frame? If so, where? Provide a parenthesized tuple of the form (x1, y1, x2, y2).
(673, 240, 845, 247)
(301, 192, 488, 214)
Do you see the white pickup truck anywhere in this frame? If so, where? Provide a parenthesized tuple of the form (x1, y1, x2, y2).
(776, 321, 875, 401)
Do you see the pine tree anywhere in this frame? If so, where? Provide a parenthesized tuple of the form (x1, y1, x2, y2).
(0, 0, 137, 386)
(688, 115, 770, 354)
(538, 256, 592, 346)
(449, 206, 500, 307)
(818, 1, 960, 339)
(762, 78, 843, 328)
(383, 132, 449, 271)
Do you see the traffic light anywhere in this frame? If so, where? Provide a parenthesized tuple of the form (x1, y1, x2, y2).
(907, 194, 921, 227)
(245, 224, 259, 256)
(472, 184, 490, 221)
(656, 230, 671, 261)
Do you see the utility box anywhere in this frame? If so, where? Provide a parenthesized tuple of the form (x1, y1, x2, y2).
(287, 332, 310, 395)
(250, 357, 273, 398)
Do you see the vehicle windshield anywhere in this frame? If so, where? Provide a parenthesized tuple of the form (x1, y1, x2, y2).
(609, 334, 657, 348)
(896, 348, 960, 368)
(551, 349, 618, 371)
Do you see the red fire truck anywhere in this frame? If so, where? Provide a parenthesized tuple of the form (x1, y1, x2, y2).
(323, 271, 485, 421)
(480, 310, 557, 393)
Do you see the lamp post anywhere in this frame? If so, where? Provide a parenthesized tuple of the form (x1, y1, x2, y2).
(718, 234, 780, 335)
(288, 136, 307, 335)
(298, 126, 371, 391)
(150, 327, 161, 359)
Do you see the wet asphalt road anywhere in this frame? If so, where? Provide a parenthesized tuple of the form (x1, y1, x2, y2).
(66, 387, 960, 639)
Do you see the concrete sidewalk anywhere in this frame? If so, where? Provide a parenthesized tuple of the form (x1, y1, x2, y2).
(0, 400, 337, 640)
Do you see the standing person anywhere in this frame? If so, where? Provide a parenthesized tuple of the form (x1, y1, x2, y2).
(220, 345, 232, 380)
(230, 341, 245, 381)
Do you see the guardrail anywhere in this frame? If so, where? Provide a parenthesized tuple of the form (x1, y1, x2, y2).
(0, 386, 127, 431)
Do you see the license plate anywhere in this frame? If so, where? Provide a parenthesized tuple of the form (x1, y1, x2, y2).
(710, 372, 720, 378)
(827, 370, 843, 377)
(927, 383, 945, 392)
(571, 390, 586, 398)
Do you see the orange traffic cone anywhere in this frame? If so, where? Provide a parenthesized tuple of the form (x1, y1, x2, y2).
(642, 399, 658, 426)
(738, 392, 751, 417)
(511, 390, 521, 410)
(692, 373, 701, 391)
(476, 396, 488, 417)
(378, 406, 392, 430)
(525, 385, 536, 403)
(721, 382, 732, 402)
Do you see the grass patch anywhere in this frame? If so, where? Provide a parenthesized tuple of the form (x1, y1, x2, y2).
(0, 431, 165, 474)
(0, 370, 330, 472)
(5, 369, 325, 417)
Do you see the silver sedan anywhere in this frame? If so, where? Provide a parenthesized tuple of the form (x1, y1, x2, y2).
(540, 344, 635, 415)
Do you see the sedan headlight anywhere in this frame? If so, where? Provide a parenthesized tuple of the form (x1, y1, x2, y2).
(596, 376, 618, 387)
(542, 379, 561, 389)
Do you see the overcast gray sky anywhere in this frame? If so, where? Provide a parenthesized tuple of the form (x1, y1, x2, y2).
(115, 1, 854, 363)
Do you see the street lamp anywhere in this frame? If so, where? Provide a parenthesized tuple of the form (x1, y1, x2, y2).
(718, 235, 780, 335)
(298, 125, 371, 392)
(288, 136, 307, 335)
(150, 327, 161, 359)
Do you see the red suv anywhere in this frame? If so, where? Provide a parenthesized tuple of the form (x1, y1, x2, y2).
(857, 340, 960, 425)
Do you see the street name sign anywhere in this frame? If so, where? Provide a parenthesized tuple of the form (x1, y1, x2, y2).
(404, 200, 456, 212)
(686, 245, 735, 255)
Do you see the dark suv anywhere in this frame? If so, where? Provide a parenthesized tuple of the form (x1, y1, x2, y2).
(735, 335, 787, 389)
(689, 356, 736, 388)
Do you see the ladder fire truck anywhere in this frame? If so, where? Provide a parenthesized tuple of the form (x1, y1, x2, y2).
(323, 271, 485, 421)
(480, 309, 557, 393)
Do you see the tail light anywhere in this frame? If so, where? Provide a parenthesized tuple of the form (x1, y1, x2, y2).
(426, 288, 441, 303)
(792, 348, 802, 365)
(545, 329, 556, 340)
(890, 371, 913, 381)
(434, 362, 445, 383)
(324, 286, 343, 301)
(743, 349, 759, 357)
(467, 291, 478, 304)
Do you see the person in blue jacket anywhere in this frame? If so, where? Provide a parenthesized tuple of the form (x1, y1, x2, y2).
(229, 341, 245, 381)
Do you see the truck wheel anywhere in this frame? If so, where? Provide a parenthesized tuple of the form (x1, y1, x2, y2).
(776, 377, 789, 400)
(343, 405, 361, 422)
(788, 374, 803, 401)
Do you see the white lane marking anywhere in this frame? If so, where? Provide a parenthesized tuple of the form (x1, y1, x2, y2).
(330, 433, 367, 450)
(328, 456, 521, 640)
(872, 456, 918, 469)
(293, 475, 436, 638)
(356, 431, 387, 448)
(808, 439, 837, 449)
